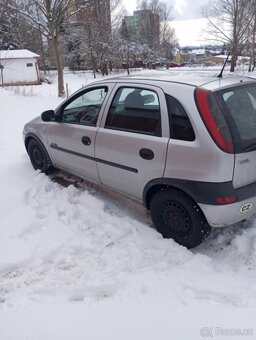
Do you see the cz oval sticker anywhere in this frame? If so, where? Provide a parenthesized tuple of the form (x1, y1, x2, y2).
(240, 203, 253, 214)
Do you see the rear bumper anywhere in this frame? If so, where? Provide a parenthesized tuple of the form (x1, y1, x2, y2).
(199, 196, 256, 227)
(199, 181, 256, 227)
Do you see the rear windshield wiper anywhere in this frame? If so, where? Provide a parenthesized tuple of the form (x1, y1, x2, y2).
(245, 144, 256, 152)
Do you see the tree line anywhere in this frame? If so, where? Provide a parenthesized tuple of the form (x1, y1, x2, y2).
(0, 0, 177, 96)
(203, 0, 256, 72)
(1, 0, 256, 97)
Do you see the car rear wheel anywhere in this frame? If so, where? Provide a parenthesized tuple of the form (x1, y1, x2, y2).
(27, 139, 55, 174)
(150, 189, 211, 249)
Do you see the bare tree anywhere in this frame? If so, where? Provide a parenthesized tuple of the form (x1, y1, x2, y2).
(203, 0, 253, 72)
(64, 0, 122, 76)
(0, 0, 40, 52)
(158, 2, 177, 61)
(136, 0, 177, 60)
(3, 0, 94, 96)
(247, 0, 256, 71)
(136, 0, 161, 47)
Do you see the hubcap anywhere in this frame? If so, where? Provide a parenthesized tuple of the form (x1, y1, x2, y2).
(160, 201, 192, 237)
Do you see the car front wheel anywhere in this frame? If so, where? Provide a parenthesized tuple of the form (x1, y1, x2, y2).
(27, 139, 54, 174)
(150, 189, 211, 249)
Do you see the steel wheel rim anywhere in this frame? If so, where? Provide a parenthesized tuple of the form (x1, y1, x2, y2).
(32, 147, 44, 167)
(160, 200, 192, 237)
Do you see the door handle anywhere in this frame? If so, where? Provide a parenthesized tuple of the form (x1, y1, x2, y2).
(139, 148, 154, 160)
(82, 136, 91, 146)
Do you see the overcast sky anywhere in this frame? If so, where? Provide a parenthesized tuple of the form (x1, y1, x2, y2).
(125, 0, 209, 20)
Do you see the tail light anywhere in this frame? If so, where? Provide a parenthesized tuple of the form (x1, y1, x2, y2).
(216, 196, 237, 205)
(195, 88, 234, 153)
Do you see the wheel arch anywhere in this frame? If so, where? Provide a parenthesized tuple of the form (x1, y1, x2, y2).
(143, 178, 234, 209)
(149, 185, 211, 248)
(25, 133, 54, 167)
(143, 180, 199, 210)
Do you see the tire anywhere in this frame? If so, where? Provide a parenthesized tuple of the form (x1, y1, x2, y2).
(27, 139, 55, 174)
(150, 189, 211, 249)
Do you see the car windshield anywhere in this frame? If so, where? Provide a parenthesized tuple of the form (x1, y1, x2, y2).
(214, 83, 256, 153)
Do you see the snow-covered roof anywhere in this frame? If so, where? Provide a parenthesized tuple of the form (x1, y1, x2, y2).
(191, 49, 205, 55)
(0, 49, 40, 60)
(209, 49, 222, 54)
(214, 55, 249, 61)
(214, 55, 231, 60)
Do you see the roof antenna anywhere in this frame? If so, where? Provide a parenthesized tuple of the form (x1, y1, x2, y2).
(217, 52, 230, 78)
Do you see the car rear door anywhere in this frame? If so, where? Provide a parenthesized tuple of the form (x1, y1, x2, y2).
(46, 84, 114, 181)
(95, 83, 170, 199)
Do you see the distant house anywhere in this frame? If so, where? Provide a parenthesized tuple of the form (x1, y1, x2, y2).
(203, 54, 249, 65)
(201, 55, 231, 65)
(190, 49, 212, 61)
(0, 49, 40, 86)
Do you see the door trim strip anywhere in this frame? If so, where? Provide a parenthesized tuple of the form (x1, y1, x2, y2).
(50, 143, 138, 173)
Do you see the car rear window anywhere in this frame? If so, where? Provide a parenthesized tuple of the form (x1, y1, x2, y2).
(165, 94, 195, 141)
(214, 83, 256, 153)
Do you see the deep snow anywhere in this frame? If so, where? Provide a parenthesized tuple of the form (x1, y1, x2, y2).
(1, 69, 256, 340)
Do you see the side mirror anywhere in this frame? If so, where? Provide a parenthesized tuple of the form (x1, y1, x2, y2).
(41, 110, 55, 122)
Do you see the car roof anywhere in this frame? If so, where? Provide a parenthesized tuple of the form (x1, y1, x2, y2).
(96, 71, 256, 90)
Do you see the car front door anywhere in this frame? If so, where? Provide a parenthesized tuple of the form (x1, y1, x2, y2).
(46, 84, 114, 181)
(95, 84, 170, 199)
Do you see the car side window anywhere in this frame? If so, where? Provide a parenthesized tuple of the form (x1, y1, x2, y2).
(105, 87, 161, 136)
(61, 87, 108, 126)
(165, 94, 195, 141)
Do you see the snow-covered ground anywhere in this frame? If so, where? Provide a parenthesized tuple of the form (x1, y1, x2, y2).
(1, 68, 256, 340)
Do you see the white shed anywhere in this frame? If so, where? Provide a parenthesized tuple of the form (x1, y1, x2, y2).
(0, 49, 41, 86)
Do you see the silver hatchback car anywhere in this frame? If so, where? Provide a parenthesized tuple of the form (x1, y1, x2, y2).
(23, 73, 256, 248)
